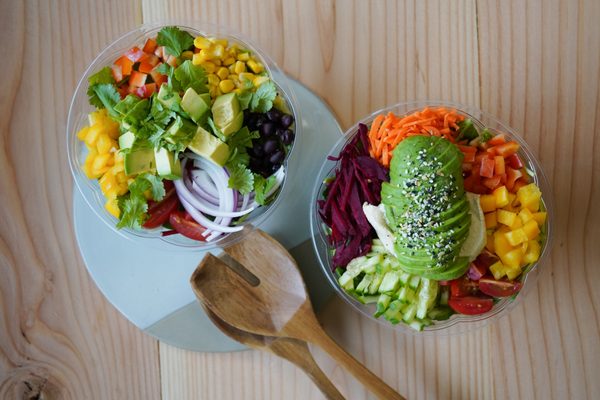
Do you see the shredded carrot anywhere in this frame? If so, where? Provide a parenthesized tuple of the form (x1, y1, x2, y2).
(367, 107, 465, 167)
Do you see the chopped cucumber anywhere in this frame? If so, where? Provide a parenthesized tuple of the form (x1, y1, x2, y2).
(355, 274, 374, 293)
(379, 271, 401, 293)
(375, 294, 392, 317)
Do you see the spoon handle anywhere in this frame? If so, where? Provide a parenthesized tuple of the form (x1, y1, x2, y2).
(306, 326, 406, 400)
(269, 338, 345, 400)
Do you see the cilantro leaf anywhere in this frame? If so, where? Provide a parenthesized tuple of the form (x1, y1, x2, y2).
(226, 147, 250, 169)
(150, 95, 175, 127)
(237, 91, 253, 111)
(113, 95, 150, 128)
(116, 194, 148, 229)
(139, 173, 166, 200)
(174, 60, 208, 94)
(253, 173, 278, 205)
(250, 80, 277, 113)
(88, 83, 121, 113)
(207, 117, 227, 142)
(227, 127, 259, 150)
(156, 26, 194, 57)
(480, 128, 493, 143)
(228, 164, 254, 194)
(87, 67, 116, 108)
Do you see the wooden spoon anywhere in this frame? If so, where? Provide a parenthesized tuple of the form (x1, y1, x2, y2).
(190, 229, 405, 400)
(202, 306, 345, 400)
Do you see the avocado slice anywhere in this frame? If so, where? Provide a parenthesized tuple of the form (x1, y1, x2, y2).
(212, 93, 242, 136)
(154, 147, 182, 178)
(188, 126, 230, 166)
(118, 131, 136, 150)
(181, 87, 209, 123)
(157, 84, 182, 110)
(124, 148, 155, 176)
(165, 116, 197, 145)
(220, 111, 244, 136)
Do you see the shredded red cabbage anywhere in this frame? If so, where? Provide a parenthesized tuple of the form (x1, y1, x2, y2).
(318, 123, 389, 268)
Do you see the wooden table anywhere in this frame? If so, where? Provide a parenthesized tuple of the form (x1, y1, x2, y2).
(1, 1, 599, 399)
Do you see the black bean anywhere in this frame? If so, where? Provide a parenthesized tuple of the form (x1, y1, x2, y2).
(269, 150, 284, 164)
(281, 129, 295, 145)
(266, 108, 281, 122)
(263, 139, 278, 154)
(280, 114, 294, 128)
(252, 142, 265, 157)
(260, 122, 276, 137)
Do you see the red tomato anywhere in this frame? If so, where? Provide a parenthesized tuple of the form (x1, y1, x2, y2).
(448, 296, 494, 315)
(135, 83, 156, 98)
(506, 154, 524, 169)
(480, 157, 495, 178)
(450, 276, 480, 298)
(506, 167, 523, 191)
(124, 46, 145, 62)
(114, 55, 134, 76)
(142, 38, 158, 53)
(143, 192, 179, 228)
(478, 278, 522, 298)
(169, 211, 207, 241)
(482, 175, 502, 190)
(129, 71, 148, 88)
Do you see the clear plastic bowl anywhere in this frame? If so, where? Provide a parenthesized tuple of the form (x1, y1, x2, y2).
(67, 23, 301, 250)
(310, 101, 553, 335)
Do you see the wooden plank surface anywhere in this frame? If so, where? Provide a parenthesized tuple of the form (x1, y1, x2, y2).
(0, 0, 598, 399)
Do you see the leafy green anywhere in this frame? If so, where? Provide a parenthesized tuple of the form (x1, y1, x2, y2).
(249, 80, 277, 113)
(228, 164, 254, 194)
(88, 83, 120, 113)
(156, 26, 194, 57)
(174, 61, 208, 94)
(207, 117, 227, 142)
(480, 128, 493, 143)
(150, 95, 176, 126)
(457, 119, 479, 141)
(113, 95, 151, 128)
(87, 67, 117, 108)
(116, 173, 165, 229)
(227, 126, 259, 150)
(253, 173, 278, 205)
(237, 91, 253, 111)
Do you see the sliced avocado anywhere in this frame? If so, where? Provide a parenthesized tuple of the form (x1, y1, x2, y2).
(188, 126, 230, 166)
(181, 88, 209, 123)
(220, 111, 244, 136)
(212, 93, 241, 136)
(154, 147, 182, 178)
(165, 116, 197, 145)
(199, 93, 211, 106)
(118, 131, 136, 150)
(157, 84, 181, 110)
(124, 148, 155, 176)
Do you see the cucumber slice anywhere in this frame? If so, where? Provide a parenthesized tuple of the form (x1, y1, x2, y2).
(402, 304, 417, 322)
(408, 275, 421, 289)
(355, 274, 374, 293)
(375, 294, 392, 317)
(427, 306, 454, 321)
(379, 271, 401, 293)
(368, 273, 384, 294)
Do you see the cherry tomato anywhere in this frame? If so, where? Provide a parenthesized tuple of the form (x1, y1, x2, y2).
(448, 296, 494, 315)
(450, 275, 480, 298)
(143, 191, 179, 229)
(478, 278, 522, 298)
(169, 211, 207, 241)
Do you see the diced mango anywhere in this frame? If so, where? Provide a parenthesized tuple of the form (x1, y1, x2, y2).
(502, 248, 523, 269)
(105, 198, 120, 218)
(494, 231, 513, 256)
(532, 212, 547, 225)
(96, 134, 115, 154)
(518, 208, 534, 224)
(77, 126, 90, 140)
(485, 212, 498, 229)
(493, 186, 510, 208)
(505, 228, 528, 246)
(85, 125, 102, 146)
(99, 172, 118, 195)
(480, 194, 497, 212)
(497, 209, 517, 227)
(523, 240, 541, 264)
(506, 266, 522, 280)
(510, 217, 523, 229)
(92, 153, 111, 171)
(523, 220, 540, 240)
(517, 183, 542, 212)
(489, 261, 506, 280)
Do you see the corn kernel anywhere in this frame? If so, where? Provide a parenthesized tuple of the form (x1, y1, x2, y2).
(493, 186, 510, 208)
(505, 228, 528, 246)
(223, 57, 236, 66)
(192, 53, 204, 65)
(207, 73, 220, 86)
(489, 261, 506, 280)
(238, 72, 255, 83)
(194, 36, 212, 49)
(199, 49, 212, 61)
(212, 58, 222, 66)
(228, 63, 236, 73)
(485, 212, 497, 229)
(480, 194, 496, 212)
(211, 44, 225, 58)
(532, 212, 547, 226)
(246, 59, 264, 74)
(200, 61, 217, 74)
(216, 67, 230, 80)
(236, 52, 250, 62)
(219, 79, 235, 93)
(522, 220, 540, 240)
(497, 209, 517, 227)
(211, 38, 228, 48)
(253, 76, 270, 87)
(234, 60, 246, 74)
(180, 50, 194, 60)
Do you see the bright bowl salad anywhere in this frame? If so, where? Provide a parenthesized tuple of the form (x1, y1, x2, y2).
(312, 102, 552, 332)
(68, 25, 299, 247)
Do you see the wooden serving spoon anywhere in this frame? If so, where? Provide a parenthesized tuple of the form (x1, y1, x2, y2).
(202, 305, 345, 400)
(190, 229, 405, 400)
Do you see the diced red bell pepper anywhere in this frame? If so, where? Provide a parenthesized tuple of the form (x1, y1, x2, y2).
(135, 83, 156, 98)
(488, 134, 507, 146)
(506, 153, 524, 169)
(491, 142, 520, 157)
(125, 46, 145, 62)
(142, 38, 158, 53)
(506, 167, 523, 191)
(480, 157, 495, 178)
(114, 55, 134, 76)
(513, 179, 527, 192)
(111, 64, 123, 82)
(129, 71, 148, 88)
(482, 175, 502, 190)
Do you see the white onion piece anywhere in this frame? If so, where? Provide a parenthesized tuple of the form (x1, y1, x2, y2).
(174, 179, 254, 218)
(191, 181, 219, 205)
(190, 169, 219, 198)
(178, 196, 242, 233)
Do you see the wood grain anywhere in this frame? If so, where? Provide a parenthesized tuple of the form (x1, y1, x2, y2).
(1, 0, 599, 399)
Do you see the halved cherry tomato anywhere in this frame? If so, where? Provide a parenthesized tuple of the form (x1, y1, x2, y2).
(448, 296, 494, 315)
(169, 211, 207, 241)
(143, 191, 179, 228)
(478, 278, 522, 298)
(450, 276, 480, 298)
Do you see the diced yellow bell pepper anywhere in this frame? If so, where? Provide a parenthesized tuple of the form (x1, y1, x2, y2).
(532, 212, 547, 225)
(518, 208, 534, 224)
(485, 212, 497, 229)
(505, 228, 528, 246)
(517, 183, 542, 212)
(485, 233, 495, 253)
(506, 266, 522, 280)
(497, 209, 517, 227)
(493, 186, 510, 208)
(510, 216, 523, 229)
(502, 248, 523, 269)
(523, 240, 541, 264)
(494, 230, 513, 257)
(480, 194, 497, 212)
(489, 261, 506, 280)
(508, 192, 517, 206)
(522, 219, 540, 240)
(105, 198, 120, 218)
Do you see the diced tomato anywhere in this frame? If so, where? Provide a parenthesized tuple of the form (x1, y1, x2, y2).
(138, 61, 155, 74)
(129, 71, 148, 88)
(111, 64, 123, 82)
(458, 145, 477, 154)
(114, 55, 134, 76)
(478, 278, 522, 297)
(142, 37, 158, 53)
(135, 83, 156, 98)
(506, 154, 524, 169)
(499, 173, 507, 185)
(448, 296, 494, 315)
(480, 157, 495, 178)
(139, 53, 160, 67)
(150, 66, 167, 86)
(125, 46, 145, 62)
(169, 211, 207, 241)
(462, 163, 473, 172)
(143, 191, 179, 228)
(494, 156, 505, 175)
(476, 250, 499, 268)
(482, 175, 502, 190)
(462, 151, 476, 163)
(513, 179, 527, 192)
(487, 134, 506, 146)
(154, 46, 166, 59)
(506, 167, 523, 191)
(474, 153, 491, 165)
(166, 54, 178, 67)
(117, 85, 129, 99)
(491, 142, 520, 157)
(450, 276, 480, 298)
